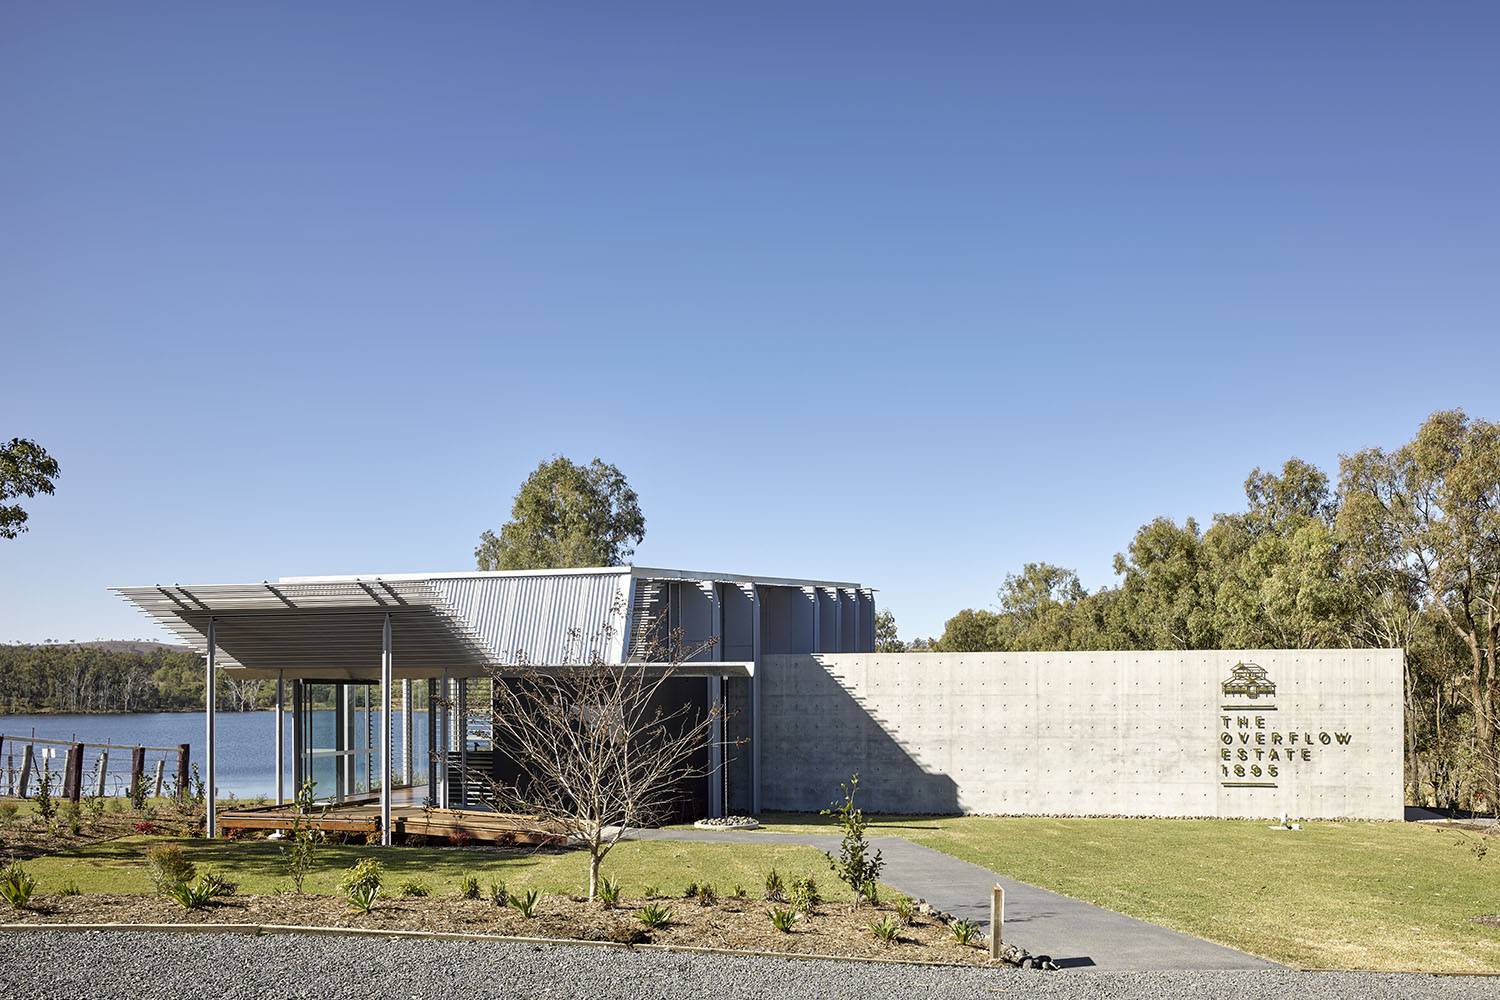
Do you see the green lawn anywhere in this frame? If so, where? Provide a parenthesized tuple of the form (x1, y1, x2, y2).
(757, 813, 1500, 973)
(18, 835, 851, 902)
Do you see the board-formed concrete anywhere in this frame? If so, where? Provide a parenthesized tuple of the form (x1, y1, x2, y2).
(759, 650, 1403, 820)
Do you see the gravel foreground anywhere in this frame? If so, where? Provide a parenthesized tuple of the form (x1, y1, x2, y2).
(2, 930, 1498, 1000)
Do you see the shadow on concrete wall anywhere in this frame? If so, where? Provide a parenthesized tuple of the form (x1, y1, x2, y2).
(761, 655, 960, 814)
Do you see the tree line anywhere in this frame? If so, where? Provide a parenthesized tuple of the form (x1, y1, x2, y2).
(888, 409, 1499, 812)
(0, 644, 275, 715)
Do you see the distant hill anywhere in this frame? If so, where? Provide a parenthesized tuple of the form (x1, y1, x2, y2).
(0, 642, 268, 714)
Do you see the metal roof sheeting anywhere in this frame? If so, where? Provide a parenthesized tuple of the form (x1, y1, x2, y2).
(430, 570, 629, 666)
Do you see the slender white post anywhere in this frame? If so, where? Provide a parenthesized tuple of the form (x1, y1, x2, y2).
(274, 670, 285, 804)
(381, 613, 392, 846)
(401, 678, 413, 786)
(205, 616, 217, 838)
(439, 668, 450, 808)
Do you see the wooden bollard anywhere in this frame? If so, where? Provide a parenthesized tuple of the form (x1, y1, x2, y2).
(990, 884, 1004, 959)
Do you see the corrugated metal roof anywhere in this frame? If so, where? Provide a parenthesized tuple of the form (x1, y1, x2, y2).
(429, 570, 629, 666)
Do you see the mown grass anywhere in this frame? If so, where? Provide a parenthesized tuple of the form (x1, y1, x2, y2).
(17, 835, 851, 902)
(756, 812, 1500, 973)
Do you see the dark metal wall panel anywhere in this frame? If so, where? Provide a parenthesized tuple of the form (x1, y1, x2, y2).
(858, 590, 876, 652)
(720, 585, 755, 662)
(839, 590, 858, 652)
(817, 589, 838, 653)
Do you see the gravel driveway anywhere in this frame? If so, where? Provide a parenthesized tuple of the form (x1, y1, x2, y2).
(2, 930, 1497, 1000)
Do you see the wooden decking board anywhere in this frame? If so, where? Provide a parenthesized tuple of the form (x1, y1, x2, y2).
(218, 803, 565, 845)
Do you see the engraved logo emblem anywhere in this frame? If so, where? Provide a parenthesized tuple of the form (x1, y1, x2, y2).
(1222, 662, 1275, 700)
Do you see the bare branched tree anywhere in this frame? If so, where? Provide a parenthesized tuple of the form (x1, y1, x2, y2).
(483, 612, 733, 900)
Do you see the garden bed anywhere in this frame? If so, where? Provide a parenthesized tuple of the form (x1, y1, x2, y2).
(2, 892, 992, 965)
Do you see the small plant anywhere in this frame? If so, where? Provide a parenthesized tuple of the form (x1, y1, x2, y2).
(144, 844, 197, 895)
(130, 773, 151, 811)
(61, 801, 82, 836)
(762, 868, 785, 901)
(860, 881, 880, 905)
(164, 878, 216, 909)
(869, 915, 901, 943)
(731, 884, 748, 898)
(346, 883, 379, 914)
(788, 875, 820, 913)
(279, 778, 326, 894)
(694, 882, 717, 907)
(598, 876, 622, 909)
(0, 802, 18, 829)
(949, 918, 981, 945)
(637, 903, 673, 928)
(397, 877, 430, 898)
(642, 884, 660, 898)
(57, 880, 82, 897)
(894, 897, 918, 925)
(767, 906, 798, 933)
(82, 792, 105, 832)
(200, 870, 239, 897)
(822, 774, 884, 903)
(450, 831, 474, 847)
(32, 774, 57, 826)
(487, 879, 508, 907)
(135, 821, 157, 835)
(0, 860, 37, 909)
(682, 881, 698, 899)
(510, 888, 541, 918)
(337, 858, 384, 896)
(458, 874, 481, 900)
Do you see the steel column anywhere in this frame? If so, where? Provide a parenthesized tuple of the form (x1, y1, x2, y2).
(401, 678, 413, 786)
(750, 586, 762, 815)
(205, 616, 217, 838)
(274, 670, 285, 805)
(381, 613, 392, 847)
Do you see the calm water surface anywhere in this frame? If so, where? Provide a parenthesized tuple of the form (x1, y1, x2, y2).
(0, 711, 432, 799)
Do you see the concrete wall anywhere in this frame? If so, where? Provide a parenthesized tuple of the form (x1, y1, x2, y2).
(759, 650, 1404, 820)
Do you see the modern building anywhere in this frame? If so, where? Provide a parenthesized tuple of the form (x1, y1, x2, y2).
(113, 566, 877, 839)
(114, 565, 1405, 831)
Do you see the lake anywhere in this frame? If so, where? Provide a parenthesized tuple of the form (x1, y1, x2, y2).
(0, 710, 433, 799)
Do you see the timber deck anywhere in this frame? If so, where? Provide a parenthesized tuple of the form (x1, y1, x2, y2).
(219, 799, 566, 846)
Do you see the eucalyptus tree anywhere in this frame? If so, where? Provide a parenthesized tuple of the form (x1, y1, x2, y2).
(476, 456, 645, 570)
(0, 438, 60, 540)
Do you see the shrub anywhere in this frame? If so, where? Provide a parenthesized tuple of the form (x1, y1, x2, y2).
(767, 907, 798, 933)
(869, 915, 900, 943)
(822, 774, 884, 903)
(164, 878, 216, 909)
(762, 868, 785, 901)
(279, 778, 325, 894)
(0, 860, 37, 909)
(200, 870, 239, 897)
(450, 831, 474, 847)
(458, 874, 480, 900)
(510, 888, 540, 918)
(642, 884, 660, 898)
(682, 882, 698, 899)
(144, 845, 197, 895)
(598, 876, 621, 909)
(337, 858, 384, 896)
(788, 875, 820, 913)
(0, 802, 17, 829)
(637, 903, 673, 928)
(894, 897, 918, 925)
(949, 918, 981, 945)
(487, 879, 508, 907)
(397, 878, 430, 898)
(693, 882, 716, 907)
(346, 883, 380, 914)
(731, 884, 748, 898)
(32, 775, 56, 826)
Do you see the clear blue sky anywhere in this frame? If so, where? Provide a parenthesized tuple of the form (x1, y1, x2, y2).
(2, 3, 1496, 645)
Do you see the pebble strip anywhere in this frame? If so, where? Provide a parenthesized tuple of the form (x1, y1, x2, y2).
(1, 930, 1496, 1000)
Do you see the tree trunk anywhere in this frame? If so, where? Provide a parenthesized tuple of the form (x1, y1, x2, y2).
(588, 850, 601, 901)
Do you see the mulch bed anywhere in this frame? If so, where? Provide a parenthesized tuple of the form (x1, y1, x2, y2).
(3, 892, 993, 965)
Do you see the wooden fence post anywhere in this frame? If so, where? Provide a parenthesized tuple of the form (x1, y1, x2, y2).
(990, 884, 1004, 959)
(18, 744, 34, 797)
(154, 758, 166, 798)
(130, 747, 146, 801)
(176, 744, 190, 801)
(66, 743, 85, 803)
